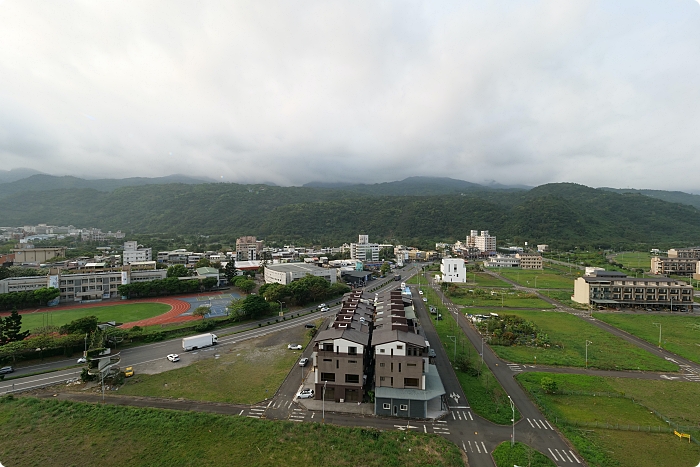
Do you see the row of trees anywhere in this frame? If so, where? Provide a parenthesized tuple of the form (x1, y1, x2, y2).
(258, 274, 351, 307)
(0, 287, 60, 311)
(117, 277, 218, 298)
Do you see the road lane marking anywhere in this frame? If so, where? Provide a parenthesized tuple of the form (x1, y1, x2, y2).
(468, 441, 473, 452)
(569, 450, 581, 463)
(561, 449, 574, 462)
(545, 420, 555, 430)
(475, 442, 481, 454)
(548, 448, 559, 461)
(238, 410, 244, 416)
(467, 411, 473, 420)
(481, 442, 487, 454)
(527, 418, 535, 428)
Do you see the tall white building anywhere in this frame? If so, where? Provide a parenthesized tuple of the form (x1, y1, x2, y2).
(350, 235, 380, 262)
(440, 258, 466, 283)
(122, 241, 152, 265)
(466, 230, 496, 252)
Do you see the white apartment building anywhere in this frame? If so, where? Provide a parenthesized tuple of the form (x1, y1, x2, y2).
(466, 230, 496, 252)
(264, 263, 337, 285)
(484, 255, 519, 268)
(122, 241, 152, 265)
(440, 258, 467, 283)
(350, 235, 380, 262)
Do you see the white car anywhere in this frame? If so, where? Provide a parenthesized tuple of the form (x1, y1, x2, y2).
(418, 290, 424, 295)
(297, 388, 315, 399)
(288, 344, 303, 350)
(317, 303, 327, 309)
(299, 357, 309, 367)
(77, 357, 87, 364)
(320, 307, 330, 312)
(167, 353, 180, 362)
(422, 297, 428, 302)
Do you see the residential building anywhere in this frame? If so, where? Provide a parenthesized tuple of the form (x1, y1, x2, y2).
(440, 258, 466, 283)
(484, 255, 519, 268)
(236, 236, 264, 261)
(515, 253, 543, 270)
(122, 241, 152, 265)
(466, 230, 496, 252)
(350, 235, 380, 262)
(11, 245, 66, 264)
(264, 263, 337, 285)
(572, 270, 694, 310)
(651, 256, 697, 276)
(667, 247, 700, 259)
(537, 244, 549, 253)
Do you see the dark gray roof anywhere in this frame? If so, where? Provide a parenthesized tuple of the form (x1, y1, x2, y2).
(314, 327, 369, 346)
(372, 328, 426, 347)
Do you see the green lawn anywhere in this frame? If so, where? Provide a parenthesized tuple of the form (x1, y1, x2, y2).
(493, 442, 555, 467)
(119, 330, 314, 404)
(449, 290, 554, 309)
(421, 286, 521, 425)
(481, 310, 678, 371)
(497, 268, 576, 289)
(516, 372, 700, 467)
(464, 272, 513, 288)
(0, 397, 464, 467)
(20, 303, 171, 333)
(594, 313, 700, 365)
(612, 252, 653, 270)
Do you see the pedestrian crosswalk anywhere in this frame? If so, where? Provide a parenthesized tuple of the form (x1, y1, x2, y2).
(450, 409, 474, 421)
(527, 417, 554, 430)
(547, 447, 581, 463)
(507, 363, 523, 372)
(461, 439, 489, 455)
(246, 405, 267, 419)
(289, 408, 306, 422)
(679, 364, 700, 382)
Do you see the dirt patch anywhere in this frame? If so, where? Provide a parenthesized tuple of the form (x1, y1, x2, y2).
(259, 323, 308, 347)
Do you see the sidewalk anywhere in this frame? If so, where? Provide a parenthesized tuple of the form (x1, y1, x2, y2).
(295, 368, 375, 415)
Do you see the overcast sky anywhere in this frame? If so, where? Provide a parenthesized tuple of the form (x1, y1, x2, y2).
(1, 1, 700, 190)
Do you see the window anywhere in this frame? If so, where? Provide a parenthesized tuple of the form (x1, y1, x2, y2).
(345, 374, 360, 384)
(398, 363, 401, 372)
(379, 362, 385, 367)
(380, 376, 385, 381)
(380, 349, 385, 353)
(396, 345, 403, 350)
(383, 403, 390, 410)
(323, 344, 333, 351)
(407, 363, 417, 367)
(404, 378, 419, 387)
(348, 347, 357, 355)
(348, 360, 357, 364)
(320, 372, 335, 382)
(323, 358, 332, 362)
(400, 404, 408, 411)
(336, 360, 339, 369)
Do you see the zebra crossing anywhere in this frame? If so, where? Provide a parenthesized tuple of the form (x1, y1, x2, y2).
(461, 439, 489, 455)
(527, 417, 555, 430)
(679, 363, 700, 382)
(450, 409, 474, 421)
(432, 420, 451, 435)
(245, 405, 267, 419)
(507, 363, 523, 372)
(289, 408, 306, 422)
(547, 447, 581, 464)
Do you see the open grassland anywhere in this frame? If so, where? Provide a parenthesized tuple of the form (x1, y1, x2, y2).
(450, 290, 554, 309)
(20, 303, 171, 333)
(0, 397, 464, 467)
(422, 286, 520, 425)
(612, 251, 653, 270)
(484, 310, 678, 371)
(542, 261, 585, 278)
(464, 272, 513, 288)
(118, 328, 313, 404)
(517, 372, 700, 467)
(492, 442, 555, 467)
(594, 312, 700, 365)
(497, 268, 576, 289)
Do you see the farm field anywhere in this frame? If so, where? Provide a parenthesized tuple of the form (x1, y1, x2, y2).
(612, 251, 653, 270)
(449, 290, 554, 309)
(496, 268, 576, 289)
(19, 303, 172, 333)
(464, 272, 513, 288)
(517, 372, 700, 467)
(594, 312, 700, 364)
(479, 310, 678, 371)
(0, 397, 464, 467)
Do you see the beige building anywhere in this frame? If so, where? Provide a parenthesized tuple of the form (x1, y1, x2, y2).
(12, 246, 66, 264)
(650, 256, 697, 276)
(515, 253, 543, 269)
(667, 247, 700, 259)
(572, 270, 694, 310)
(235, 236, 263, 261)
(264, 263, 337, 285)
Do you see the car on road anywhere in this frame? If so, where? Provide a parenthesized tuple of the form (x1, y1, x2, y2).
(296, 388, 314, 399)
(320, 307, 330, 312)
(288, 344, 303, 350)
(0, 366, 13, 375)
(418, 290, 424, 295)
(304, 323, 315, 329)
(124, 366, 134, 377)
(167, 354, 180, 362)
(428, 349, 437, 358)
(77, 357, 87, 364)
(299, 357, 309, 367)
(422, 297, 428, 302)
(317, 303, 327, 309)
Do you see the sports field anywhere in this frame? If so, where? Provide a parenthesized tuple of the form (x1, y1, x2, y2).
(20, 303, 172, 333)
(497, 268, 576, 289)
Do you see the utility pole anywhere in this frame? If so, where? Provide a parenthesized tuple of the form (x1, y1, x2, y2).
(447, 335, 457, 363)
(653, 322, 661, 348)
(322, 381, 327, 423)
(585, 340, 593, 369)
(509, 396, 515, 446)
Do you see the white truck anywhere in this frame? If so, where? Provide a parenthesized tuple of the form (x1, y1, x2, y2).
(182, 333, 218, 351)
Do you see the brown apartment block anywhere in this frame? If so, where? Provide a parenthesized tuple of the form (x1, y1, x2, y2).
(667, 247, 700, 259)
(235, 236, 264, 261)
(515, 253, 543, 269)
(650, 256, 698, 276)
(311, 290, 374, 402)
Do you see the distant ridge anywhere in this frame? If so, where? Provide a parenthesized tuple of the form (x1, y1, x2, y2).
(0, 168, 44, 184)
(600, 187, 700, 211)
(303, 176, 526, 196)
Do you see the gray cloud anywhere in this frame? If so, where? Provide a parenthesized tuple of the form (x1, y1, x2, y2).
(0, 1, 699, 190)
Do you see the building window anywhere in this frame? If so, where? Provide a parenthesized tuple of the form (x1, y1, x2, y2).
(383, 403, 390, 410)
(322, 344, 333, 351)
(396, 345, 403, 350)
(380, 377, 385, 381)
(379, 349, 385, 353)
(345, 374, 360, 384)
(404, 378, 419, 387)
(348, 360, 357, 364)
(348, 347, 357, 355)
(320, 373, 335, 382)
(323, 358, 332, 362)
(379, 362, 385, 367)
(400, 404, 408, 411)
(407, 363, 417, 367)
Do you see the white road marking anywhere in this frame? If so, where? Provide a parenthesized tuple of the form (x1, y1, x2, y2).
(545, 420, 555, 430)
(467, 411, 473, 421)
(424, 425, 427, 433)
(238, 410, 244, 416)
(527, 418, 535, 428)
(562, 449, 574, 462)
(481, 442, 487, 454)
(569, 450, 581, 463)
(468, 441, 473, 452)
(475, 442, 481, 454)
(451, 412, 456, 420)
(548, 448, 559, 461)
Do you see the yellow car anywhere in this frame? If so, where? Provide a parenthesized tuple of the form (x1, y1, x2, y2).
(124, 366, 134, 378)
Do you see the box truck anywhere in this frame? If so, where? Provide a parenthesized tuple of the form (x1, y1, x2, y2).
(182, 333, 218, 351)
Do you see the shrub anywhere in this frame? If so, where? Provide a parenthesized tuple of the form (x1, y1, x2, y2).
(541, 377, 558, 394)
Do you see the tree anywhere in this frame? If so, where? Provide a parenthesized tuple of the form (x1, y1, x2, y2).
(167, 264, 190, 278)
(541, 376, 558, 394)
(224, 261, 237, 283)
(201, 277, 218, 290)
(379, 246, 395, 261)
(238, 279, 256, 294)
(380, 262, 391, 276)
(195, 258, 212, 268)
(4, 308, 29, 343)
(192, 306, 209, 319)
(262, 283, 287, 303)
(60, 316, 98, 335)
(241, 295, 271, 319)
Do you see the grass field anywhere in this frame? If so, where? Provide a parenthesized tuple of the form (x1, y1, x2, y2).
(481, 310, 678, 371)
(0, 396, 465, 467)
(612, 252, 653, 270)
(517, 372, 700, 467)
(463, 272, 513, 288)
(492, 442, 555, 467)
(449, 290, 554, 309)
(20, 303, 172, 333)
(422, 286, 521, 425)
(497, 268, 576, 289)
(594, 313, 700, 364)
(118, 328, 314, 404)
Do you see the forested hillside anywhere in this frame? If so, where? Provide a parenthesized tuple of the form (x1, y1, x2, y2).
(2, 181, 700, 249)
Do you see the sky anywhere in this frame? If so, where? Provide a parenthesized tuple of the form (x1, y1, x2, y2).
(1, 0, 700, 190)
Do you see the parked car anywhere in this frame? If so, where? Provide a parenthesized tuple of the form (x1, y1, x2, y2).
(167, 354, 180, 362)
(297, 388, 315, 399)
(418, 290, 424, 295)
(0, 366, 13, 375)
(428, 349, 437, 358)
(124, 366, 134, 377)
(304, 323, 315, 329)
(317, 303, 327, 309)
(77, 357, 87, 364)
(320, 307, 330, 312)
(299, 357, 309, 367)
(288, 344, 303, 350)
(422, 297, 428, 302)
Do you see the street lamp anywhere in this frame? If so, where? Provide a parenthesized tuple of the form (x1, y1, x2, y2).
(585, 340, 593, 369)
(322, 381, 327, 423)
(447, 335, 457, 363)
(653, 322, 662, 348)
(508, 395, 515, 446)
(277, 300, 284, 315)
(84, 333, 88, 355)
(481, 337, 488, 367)
(534, 276, 538, 289)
